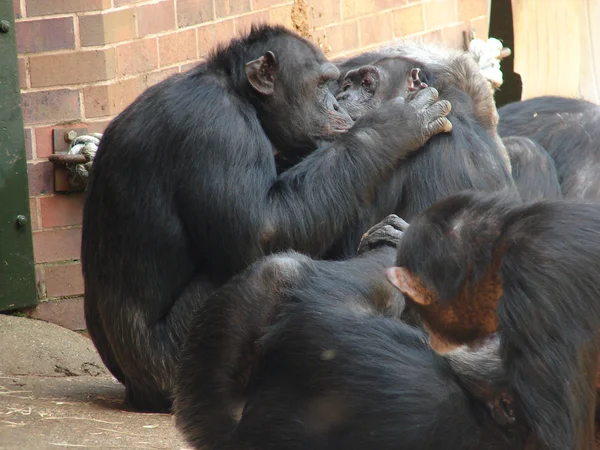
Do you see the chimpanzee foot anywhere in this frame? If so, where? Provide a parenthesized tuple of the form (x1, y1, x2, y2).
(358, 215, 410, 254)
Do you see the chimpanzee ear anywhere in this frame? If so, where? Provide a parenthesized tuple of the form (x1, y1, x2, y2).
(245, 51, 279, 96)
(358, 66, 380, 88)
(385, 267, 435, 305)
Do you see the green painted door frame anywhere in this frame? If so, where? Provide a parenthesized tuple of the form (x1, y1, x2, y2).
(0, 3, 37, 310)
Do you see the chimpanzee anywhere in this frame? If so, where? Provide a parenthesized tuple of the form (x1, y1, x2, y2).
(502, 136, 562, 201)
(174, 216, 531, 449)
(387, 190, 600, 450)
(81, 24, 452, 412)
(321, 46, 517, 259)
(498, 96, 600, 200)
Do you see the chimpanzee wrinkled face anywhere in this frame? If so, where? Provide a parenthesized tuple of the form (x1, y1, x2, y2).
(245, 35, 354, 155)
(335, 57, 430, 121)
(335, 65, 384, 121)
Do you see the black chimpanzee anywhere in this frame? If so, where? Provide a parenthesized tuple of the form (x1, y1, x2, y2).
(387, 190, 600, 450)
(81, 24, 452, 412)
(498, 96, 600, 201)
(174, 216, 531, 450)
(321, 45, 517, 259)
(502, 136, 562, 201)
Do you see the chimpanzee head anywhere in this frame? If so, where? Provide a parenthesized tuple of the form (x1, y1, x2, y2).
(243, 26, 354, 156)
(385, 191, 517, 354)
(335, 56, 431, 121)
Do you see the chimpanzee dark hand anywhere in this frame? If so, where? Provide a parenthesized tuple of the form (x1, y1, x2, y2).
(356, 87, 452, 160)
(357, 214, 410, 255)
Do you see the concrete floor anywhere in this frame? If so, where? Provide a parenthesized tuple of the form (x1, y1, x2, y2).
(0, 314, 188, 450)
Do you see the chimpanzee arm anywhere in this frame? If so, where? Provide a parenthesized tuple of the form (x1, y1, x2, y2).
(176, 87, 449, 276)
(264, 88, 449, 257)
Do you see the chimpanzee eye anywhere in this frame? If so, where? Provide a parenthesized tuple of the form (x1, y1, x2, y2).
(361, 78, 371, 88)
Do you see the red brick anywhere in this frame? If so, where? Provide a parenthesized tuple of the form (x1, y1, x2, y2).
(375, 0, 406, 9)
(28, 297, 86, 331)
(420, 29, 444, 44)
(442, 23, 469, 50)
(30, 198, 40, 231)
(424, 0, 457, 30)
(116, 38, 159, 77)
(137, 0, 176, 36)
(39, 193, 85, 228)
(27, 161, 54, 196)
(24, 127, 33, 160)
(16, 17, 75, 54)
(18, 57, 27, 89)
(197, 20, 235, 57)
(29, 48, 116, 88)
(326, 21, 359, 54)
(22, 89, 81, 125)
(32, 228, 82, 263)
(87, 120, 111, 134)
(269, 5, 294, 29)
(458, 0, 487, 21)
(359, 11, 394, 46)
(393, 4, 425, 37)
(26, 0, 111, 16)
(44, 263, 84, 297)
(79, 8, 137, 46)
(235, 11, 270, 35)
(14, 0, 22, 18)
(215, 0, 251, 18)
(34, 127, 53, 159)
(84, 76, 147, 118)
(252, 0, 290, 9)
(159, 29, 197, 67)
(177, 0, 214, 28)
(180, 61, 201, 72)
(469, 16, 489, 37)
(143, 67, 180, 87)
(114, 0, 146, 6)
(310, 1, 341, 27)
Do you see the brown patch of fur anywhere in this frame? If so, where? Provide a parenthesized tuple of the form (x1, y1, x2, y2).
(395, 262, 503, 351)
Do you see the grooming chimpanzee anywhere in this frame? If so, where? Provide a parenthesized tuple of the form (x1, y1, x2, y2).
(387, 190, 600, 450)
(503, 136, 562, 201)
(321, 46, 517, 258)
(498, 96, 600, 200)
(81, 24, 452, 412)
(174, 216, 530, 450)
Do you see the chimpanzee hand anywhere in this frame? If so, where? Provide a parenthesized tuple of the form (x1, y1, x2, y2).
(357, 214, 410, 255)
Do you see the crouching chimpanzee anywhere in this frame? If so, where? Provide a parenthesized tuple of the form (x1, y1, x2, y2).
(321, 43, 517, 259)
(174, 216, 531, 450)
(498, 96, 600, 201)
(81, 24, 452, 412)
(387, 190, 600, 450)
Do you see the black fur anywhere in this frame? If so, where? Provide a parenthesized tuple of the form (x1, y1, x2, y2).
(174, 245, 529, 449)
(324, 50, 517, 259)
(503, 136, 562, 201)
(81, 24, 449, 411)
(396, 191, 600, 450)
(498, 96, 600, 200)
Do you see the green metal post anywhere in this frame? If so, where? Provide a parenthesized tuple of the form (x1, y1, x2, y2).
(0, 3, 38, 310)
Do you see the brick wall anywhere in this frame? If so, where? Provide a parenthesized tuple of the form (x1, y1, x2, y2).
(14, 0, 490, 330)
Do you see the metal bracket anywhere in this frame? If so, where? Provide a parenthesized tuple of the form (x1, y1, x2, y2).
(50, 126, 88, 192)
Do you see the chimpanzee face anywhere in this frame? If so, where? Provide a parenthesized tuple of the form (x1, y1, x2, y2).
(335, 65, 383, 121)
(244, 37, 354, 153)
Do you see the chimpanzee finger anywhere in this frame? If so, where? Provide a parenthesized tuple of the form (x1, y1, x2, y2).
(406, 87, 439, 109)
(428, 117, 453, 135)
(378, 214, 410, 233)
(358, 225, 405, 254)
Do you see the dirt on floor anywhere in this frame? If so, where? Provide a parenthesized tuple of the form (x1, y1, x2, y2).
(0, 314, 188, 450)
